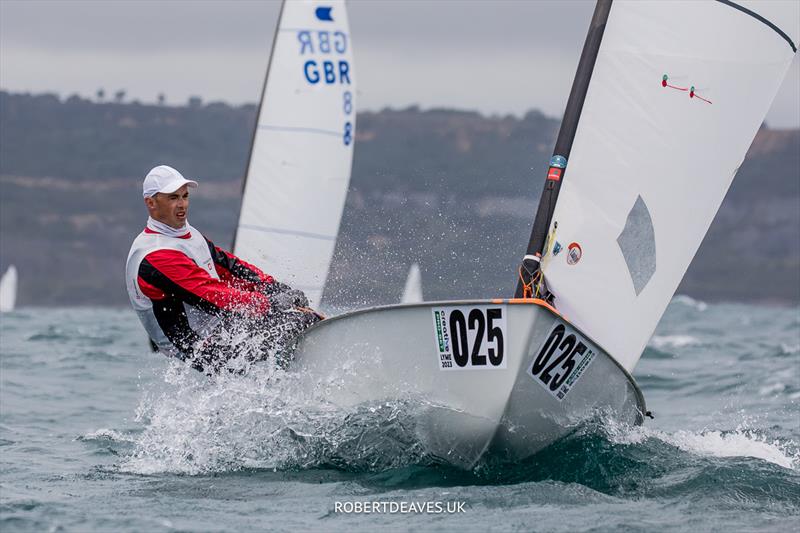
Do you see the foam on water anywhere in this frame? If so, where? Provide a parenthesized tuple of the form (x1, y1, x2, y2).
(665, 429, 797, 469)
(671, 294, 708, 312)
(123, 348, 799, 477)
(605, 419, 799, 470)
(780, 343, 799, 355)
(118, 299, 799, 477)
(759, 382, 787, 395)
(649, 334, 700, 349)
(78, 428, 136, 444)
(121, 355, 428, 475)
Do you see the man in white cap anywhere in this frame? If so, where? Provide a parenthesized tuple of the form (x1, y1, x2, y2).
(125, 165, 320, 372)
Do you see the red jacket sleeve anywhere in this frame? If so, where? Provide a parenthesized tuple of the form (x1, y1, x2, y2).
(204, 237, 275, 291)
(138, 249, 271, 315)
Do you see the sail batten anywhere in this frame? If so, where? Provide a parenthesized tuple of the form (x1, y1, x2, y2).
(530, 0, 798, 372)
(233, 0, 356, 307)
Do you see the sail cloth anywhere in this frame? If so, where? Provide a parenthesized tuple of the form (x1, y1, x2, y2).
(540, 0, 798, 372)
(234, 0, 356, 307)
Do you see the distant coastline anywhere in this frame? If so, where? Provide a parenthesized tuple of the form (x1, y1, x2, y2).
(1, 90, 797, 306)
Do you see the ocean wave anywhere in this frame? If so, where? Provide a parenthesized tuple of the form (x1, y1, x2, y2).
(671, 295, 708, 312)
(758, 382, 786, 396)
(665, 429, 797, 470)
(121, 357, 800, 482)
(117, 324, 797, 483)
(120, 358, 429, 476)
(649, 335, 700, 350)
(606, 421, 798, 470)
(77, 428, 137, 444)
(779, 343, 799, 355)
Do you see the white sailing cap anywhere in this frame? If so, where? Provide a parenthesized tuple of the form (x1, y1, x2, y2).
(142, 165, 198, 198)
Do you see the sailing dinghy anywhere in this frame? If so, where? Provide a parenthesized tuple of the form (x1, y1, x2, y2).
(233, 0, 356, 308)
(0, 265, 17, 313)
(285, 0, 798, 468)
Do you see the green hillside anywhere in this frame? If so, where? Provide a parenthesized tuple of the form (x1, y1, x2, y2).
(0, 91, 797, 306)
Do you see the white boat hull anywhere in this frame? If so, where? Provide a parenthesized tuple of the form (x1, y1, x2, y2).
(291, 299, 645, 468)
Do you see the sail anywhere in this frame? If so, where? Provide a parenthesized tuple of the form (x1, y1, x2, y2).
(0, 265, 18, 312)
(539, 0, 798, 372)
(233, 0, 356, 307)
(401, 263, 424, 303)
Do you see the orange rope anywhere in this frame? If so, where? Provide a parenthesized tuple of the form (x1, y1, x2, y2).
(518, 266, 533, 299)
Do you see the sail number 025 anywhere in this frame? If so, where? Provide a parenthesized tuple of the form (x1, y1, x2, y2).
(529, 322, 597, 400)
(432, 305, 507, 370)
(449, 308, 504, 367)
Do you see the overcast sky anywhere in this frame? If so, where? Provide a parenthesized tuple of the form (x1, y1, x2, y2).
(1, 0, 798, 126)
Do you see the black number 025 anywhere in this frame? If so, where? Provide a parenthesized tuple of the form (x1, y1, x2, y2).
(448, 308, 504, 367)
(531, 324, 586, 391)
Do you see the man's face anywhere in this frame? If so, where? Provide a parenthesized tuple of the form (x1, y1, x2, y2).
(145, 184, 190, 229)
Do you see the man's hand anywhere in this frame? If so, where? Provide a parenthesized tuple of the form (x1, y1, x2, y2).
(260, 280, 292, 296)
(261, 280, 309, 308)
(267, 291, 296, 313)
(267, 289, 309, 312)
(284, 289, 309, 308)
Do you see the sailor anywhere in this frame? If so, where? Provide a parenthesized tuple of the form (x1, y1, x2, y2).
(125, 165, 320, 372)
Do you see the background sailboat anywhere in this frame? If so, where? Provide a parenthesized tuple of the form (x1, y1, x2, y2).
(400, 263, 423, 303)
(0, 265, 17, 313)
(289, 0, 798, 468)
(232, 0, 356, 309)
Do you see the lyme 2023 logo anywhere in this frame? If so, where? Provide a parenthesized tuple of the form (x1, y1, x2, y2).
(432, 306, 506, 371)
(529, 321, 597, 401)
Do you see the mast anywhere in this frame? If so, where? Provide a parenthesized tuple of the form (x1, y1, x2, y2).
(231, 0, 285, 251)
(515, 0, 613, 298)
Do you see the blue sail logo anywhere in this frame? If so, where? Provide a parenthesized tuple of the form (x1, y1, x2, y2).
(315, 7, 334, 21)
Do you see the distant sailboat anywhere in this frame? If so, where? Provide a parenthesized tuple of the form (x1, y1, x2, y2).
(233, 0, 356, 309)
(291, 0, 798, 468)
(400, 263, 423, 304)
(0, 265, 18, 312)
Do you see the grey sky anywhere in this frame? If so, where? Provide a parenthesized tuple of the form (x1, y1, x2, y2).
(1, 0, 798, 126)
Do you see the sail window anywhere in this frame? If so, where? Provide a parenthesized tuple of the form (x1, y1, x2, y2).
(616, 195, 656, 295)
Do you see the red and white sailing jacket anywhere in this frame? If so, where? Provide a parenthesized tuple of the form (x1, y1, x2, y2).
(125, 223, 275, 358)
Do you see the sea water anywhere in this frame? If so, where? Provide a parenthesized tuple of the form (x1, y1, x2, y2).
(1, 298, 798, 532)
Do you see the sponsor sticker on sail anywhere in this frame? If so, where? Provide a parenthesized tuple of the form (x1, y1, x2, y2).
(566, 242, 582, 265)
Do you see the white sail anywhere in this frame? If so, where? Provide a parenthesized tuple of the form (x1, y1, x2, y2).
(0, 265, 18, 312)
(540, 0, 798, 372)
(400, 263, 424, 303)
(234, 0, 356, 307)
